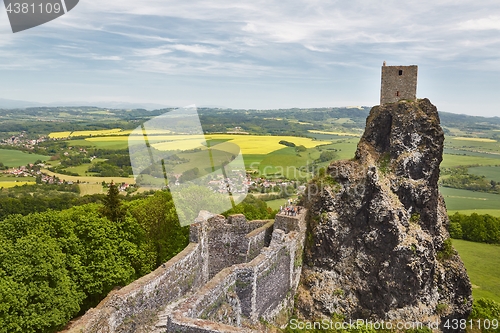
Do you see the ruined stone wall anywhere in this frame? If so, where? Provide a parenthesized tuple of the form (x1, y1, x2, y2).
(205, 214, 272, 279)
(62, 242, 207, 333)
(60, 209, 307, 333)
(380, 64, 418, 104)
(163, 211, 307, 333)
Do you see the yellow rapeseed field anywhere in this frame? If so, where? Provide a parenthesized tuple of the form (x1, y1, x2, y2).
(70, 128, 123, 137)
(0, 181, 36, 188)
(452, 137, 497, 143)
(69, 133, 331, 155)
(48, 131, 72, 139)
(149, 134, 331, 155)
(49, 128, 134, 138)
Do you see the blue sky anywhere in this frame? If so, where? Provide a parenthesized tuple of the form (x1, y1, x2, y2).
(1, 0, 500, 116)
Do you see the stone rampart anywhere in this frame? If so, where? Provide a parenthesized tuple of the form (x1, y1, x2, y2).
(61, 209, 306, 333)
(163, 212, 307, 332)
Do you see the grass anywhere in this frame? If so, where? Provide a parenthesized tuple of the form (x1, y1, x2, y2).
(0, 149, 48, 167)
(265, 196, 297, 210)
(468, 166, 500, 182)
(62, 158, 106, 176)
(316, 140, 359, 160)
(256, 147, 318, 178)
(440, 187, 500, 211)
(452, 239, 500, 303)
(441, 154, 500, 168)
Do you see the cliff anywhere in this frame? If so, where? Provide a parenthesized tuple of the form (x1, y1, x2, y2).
(297, 99, 472, 330)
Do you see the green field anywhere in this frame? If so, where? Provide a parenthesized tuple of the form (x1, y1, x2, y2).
(452, 239, 500, 303)
(441, 154, 500, 168)
(440, 187, 500, 211)
(67, 139, 129, 149)
(256, 147, 318, 178)
(62, 158, 106, 176)
(265, 196, 297, 210)
(0, 149, 48, 167)
(468, 166, 500, 182)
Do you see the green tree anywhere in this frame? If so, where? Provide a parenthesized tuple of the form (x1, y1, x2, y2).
(100, 182, 125, 222)
(0, 228, 83, 333)
(448, 221, 463, 239)
(128, 191, 189, 267)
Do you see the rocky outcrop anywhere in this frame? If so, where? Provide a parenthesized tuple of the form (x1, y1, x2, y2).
(297, 99, 472, 331)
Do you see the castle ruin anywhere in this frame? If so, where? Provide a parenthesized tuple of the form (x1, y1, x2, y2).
(380, 62, 418, 104)
(61, 209, 307, 333)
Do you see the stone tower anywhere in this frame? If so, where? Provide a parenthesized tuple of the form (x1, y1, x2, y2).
(380, 62, 418, 104)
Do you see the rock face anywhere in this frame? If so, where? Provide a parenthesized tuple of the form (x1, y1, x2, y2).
(297, 99, 471, 330)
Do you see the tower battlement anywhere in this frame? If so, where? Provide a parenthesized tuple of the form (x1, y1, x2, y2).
(380, 62, 418, 104)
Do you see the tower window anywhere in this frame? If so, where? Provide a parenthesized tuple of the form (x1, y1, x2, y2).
(396, 91, 400, 97)
(399, 70, 403, 75)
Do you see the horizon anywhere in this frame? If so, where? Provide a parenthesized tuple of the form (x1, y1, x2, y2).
(1, 97, 499, 119)
(1, 1, 500, 117)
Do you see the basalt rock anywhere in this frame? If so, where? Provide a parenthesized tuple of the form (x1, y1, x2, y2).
(296, 99, 472, 331)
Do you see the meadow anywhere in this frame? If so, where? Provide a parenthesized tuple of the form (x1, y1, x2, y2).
(441, 154, 500, 168)
(0, 149, 47, 167)
(440, 187, 500, 211)
(62, 158, 106, 176)
(468, 166, 500, 182)
(452, 239, 500, 303)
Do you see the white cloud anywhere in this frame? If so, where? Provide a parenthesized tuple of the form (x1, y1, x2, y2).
(171, 44, 221, 55)
(459, 16, 500, 30)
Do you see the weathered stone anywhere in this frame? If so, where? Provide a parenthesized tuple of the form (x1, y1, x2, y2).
(297, 99, 472, 332)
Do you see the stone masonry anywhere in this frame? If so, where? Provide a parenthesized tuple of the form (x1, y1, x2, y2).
(60, 209, 307, 333)
(380, 62, 418, 104)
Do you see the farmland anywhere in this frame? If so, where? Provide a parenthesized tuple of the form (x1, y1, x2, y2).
(48, 128, 131, 138)
(308, 130, 361, 137)
(0, 181, 36, 188)
(440, 187, 500, 211)
(452, 239, 500, 303)
(0, 149, 47, 167)
(468, 166, 500, 182)
(41, 168, 134, 185)
(452, 137, 497, 143)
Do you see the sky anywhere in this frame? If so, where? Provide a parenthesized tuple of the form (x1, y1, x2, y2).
(0, 0, 500, 116)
